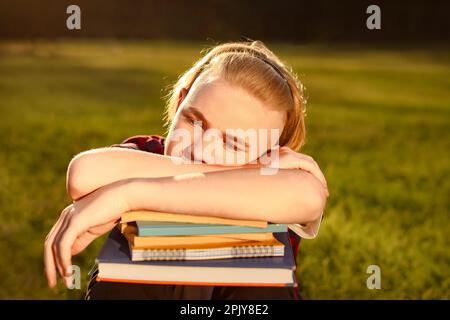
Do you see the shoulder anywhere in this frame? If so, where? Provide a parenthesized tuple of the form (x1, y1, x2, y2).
(110, 135, 165, 155)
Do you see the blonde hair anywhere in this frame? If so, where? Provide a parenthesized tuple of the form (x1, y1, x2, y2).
(164, 40, 307, 150)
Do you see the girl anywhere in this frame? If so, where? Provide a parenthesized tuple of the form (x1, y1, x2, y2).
(44, 40, 329, 299)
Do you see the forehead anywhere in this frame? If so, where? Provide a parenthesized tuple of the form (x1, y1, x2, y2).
(183, 76, 285, 132)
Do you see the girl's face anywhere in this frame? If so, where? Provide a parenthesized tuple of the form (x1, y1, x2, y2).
(165, 73, 286, 165)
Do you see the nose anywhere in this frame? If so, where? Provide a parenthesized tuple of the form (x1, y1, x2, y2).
(182, 144, 207, 163)
(182, 145, 194, 161)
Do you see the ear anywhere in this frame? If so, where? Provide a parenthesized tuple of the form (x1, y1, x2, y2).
(176, 88, 188, 112)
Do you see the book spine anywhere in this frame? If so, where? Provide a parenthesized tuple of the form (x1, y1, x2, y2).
(137, 224, 287, 237)
(96, 276, 296, 287)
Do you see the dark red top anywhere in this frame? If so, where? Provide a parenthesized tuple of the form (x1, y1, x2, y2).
(112, 135, 301, 262)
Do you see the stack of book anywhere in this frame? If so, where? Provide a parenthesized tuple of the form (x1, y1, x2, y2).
(94, 210, 297, 287)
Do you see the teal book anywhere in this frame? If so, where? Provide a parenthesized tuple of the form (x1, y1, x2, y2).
(136, 221, 288, 237)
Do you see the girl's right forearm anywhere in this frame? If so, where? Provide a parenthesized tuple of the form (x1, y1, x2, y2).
(66, 147, 246, 201)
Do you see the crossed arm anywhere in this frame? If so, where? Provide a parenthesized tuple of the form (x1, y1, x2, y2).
(45, 146, 328, 288)
(67, 147, 327, 222)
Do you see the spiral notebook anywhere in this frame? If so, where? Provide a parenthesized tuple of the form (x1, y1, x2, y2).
(129, 236, 285, 261)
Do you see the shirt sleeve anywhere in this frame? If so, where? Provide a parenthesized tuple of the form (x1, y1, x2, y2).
(288, 211, 324, 239)
(110, 135, 165, 155)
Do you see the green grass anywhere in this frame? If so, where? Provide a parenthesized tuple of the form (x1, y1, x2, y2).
(0, 40, 448, 299)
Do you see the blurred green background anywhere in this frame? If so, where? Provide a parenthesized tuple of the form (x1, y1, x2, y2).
(0, 40, 448, 299)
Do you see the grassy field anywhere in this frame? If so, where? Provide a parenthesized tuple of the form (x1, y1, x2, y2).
(0, 40, 448, 299)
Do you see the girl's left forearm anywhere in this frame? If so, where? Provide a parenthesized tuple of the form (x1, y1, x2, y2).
(118, 168, 327, 224)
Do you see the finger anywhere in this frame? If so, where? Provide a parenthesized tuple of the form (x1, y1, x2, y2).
(301, 158, 327, 186)
(291, 153, 328, 191)
(45, 204, 72, 243)
(310, 161, 328, 188)
(309, 165, 328, 190)
(280, 146, 293, 152)
(71, 220, 117, 256)
(58, 213, 88, 276)
(71, 232, 96, 256)
(44, 238, 59, 288)
(52, 214, 71, 281)
(44, 209, 70, 288)
(298, 159, 328, 190)
(44, 242, 55, 287)
(300, 154, 314, 162)
(57, 222, 80, 287)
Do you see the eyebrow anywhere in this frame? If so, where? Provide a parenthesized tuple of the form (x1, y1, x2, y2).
(183, 107, 210, 130)
(182, 107, 249, 149)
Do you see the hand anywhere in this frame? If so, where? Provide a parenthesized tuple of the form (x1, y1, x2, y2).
(44, 182, 129, 288)
(271, 147, 329, 196)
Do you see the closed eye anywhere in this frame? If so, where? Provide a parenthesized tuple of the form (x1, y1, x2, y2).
(224, 138, 241, 152)
(183, 114, 196, 125)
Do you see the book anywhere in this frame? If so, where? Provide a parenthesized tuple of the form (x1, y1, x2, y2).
(120, 210, 325, 239)
(128, 237, 285, 261)
(122, 228, 274, 248)
(117, 222, 273, 242)
(136, 221, 287, 237)
(95, 228, 296, 287)
(121, 210, 267, 228)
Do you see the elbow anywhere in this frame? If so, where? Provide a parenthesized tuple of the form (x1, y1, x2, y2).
(290, 170, 328, 223)
(66, 152, 91, 200)
(303, 181, 327, 223)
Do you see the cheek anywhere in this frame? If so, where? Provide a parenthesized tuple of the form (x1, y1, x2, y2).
(165, 122, 195, 157)
(248, 133, 279, 162)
